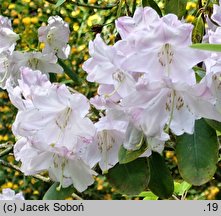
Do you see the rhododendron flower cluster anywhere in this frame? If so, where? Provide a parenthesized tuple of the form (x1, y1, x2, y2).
(1, 5, 221, 193)
(83, 7, 221, 162)
(0, 15, 67, 89)
(9, 67, 100, 192)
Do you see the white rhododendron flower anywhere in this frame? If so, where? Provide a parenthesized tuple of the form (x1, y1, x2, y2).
(1, 51, 63, 89)
(38, 15, 70, 59)
(6, 67, 50, 110)
(7, 51, 63, 86)
(0, 15, 19, 89)
(0, 188, 24, 200)
(121, 75, 221, 137)
(120, 13, 207, 85)
(0, 15, 19, 53)
(11, 67, 100, 192)
(82, 34, 136, 99)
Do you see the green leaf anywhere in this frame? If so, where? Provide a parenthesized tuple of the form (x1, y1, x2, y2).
(174, 181, 192, 196)
(193, 66, 206, 82)
(148, 152, 174, 199)
(205, 119, 221, 132)
(118, 135, 147, 164)
(106, 158, 150, 195)
(192, 14, 204, 44)
(176, 119, 219, 186)
(190, 43, 221, 52)
(142, 0, 162, 17)
(55, 0, 66, 7)
(139, 191, 158, 200)
(43, 183, 76, 200)
(164, 0, 187, 19)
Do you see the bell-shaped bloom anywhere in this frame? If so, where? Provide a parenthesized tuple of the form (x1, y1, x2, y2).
(38, 16, 70, 59)
(6, 67, 50, 110)
(9, 51, 63, 75)
(11, 68, 100, 192)
(14, 137, 98, 192)
(5, 51, 63, 87)
(120, 12, 207, 85)
(0, 188, 24, 200)
(82, 34, 136, 99)
(0, 15, 19, 54)
(121, 75, 221, 138)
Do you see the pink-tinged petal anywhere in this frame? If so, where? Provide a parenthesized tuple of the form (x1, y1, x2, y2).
(211, 4, 221, 26)
(146, 137, 165, 154)
(170, 102, 195, 135)
(97, 130, 124, 172)
(66, 159, 97, 192)
(27, 151, 53, 173)
(123, 123, 143, 150)
(115, 7, 160, 39)
(83, 34, 124, 85)
(69, 93, 90, 117)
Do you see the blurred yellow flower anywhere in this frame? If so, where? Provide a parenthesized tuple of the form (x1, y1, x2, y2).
(19, 180, 24, 186)
(206, 186, 219, 200)
(39, 43, 45, 50)
(89, 0, 97, 3)
(31, 178, 36, 185)
(33, 190, 39, 195)
(71, 46, 77, 54)
(60, 8, 67, 15)
(10, 10, 18, 17)
(22, 17, 31, 25)
(104, 194, 112, 200)
(65, 17, 71, 23)
(8, 4, 16, 9)
(77, 44, 86, 52)
(71, 9, 80, 17)
(87, 14, 101, 27)
(97, 184, 103, 190)
(14, 171, 20, 177)
(13, 19, 20, 25)
(13, 184, 19, 190)
(29, 2, 35, 7)
(31, 17, 38, 24)
(186, 15, 195, 23)
(73, 23, 80, 31)
(22, 0, 31, 3)
(186, 2, 197, 10)
(7, 155, 14, 163)
(3, 135, 9, 141)
(6, 182, 13, 188)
